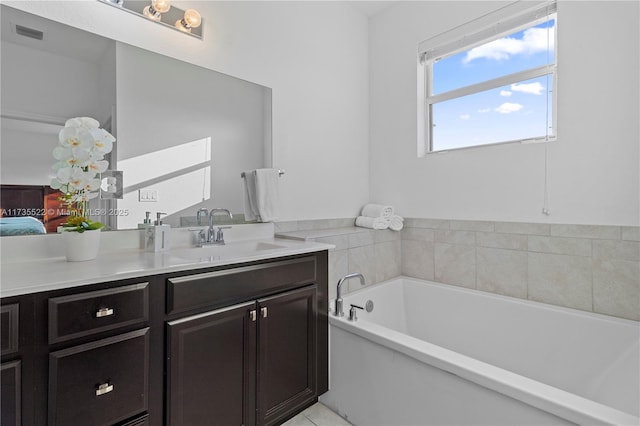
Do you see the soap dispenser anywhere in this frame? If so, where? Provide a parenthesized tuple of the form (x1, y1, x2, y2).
(144, 212, 171, 252)
(138, 211, 154, 248)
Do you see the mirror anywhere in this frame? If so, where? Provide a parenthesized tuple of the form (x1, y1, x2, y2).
(0, 5, 272, 236)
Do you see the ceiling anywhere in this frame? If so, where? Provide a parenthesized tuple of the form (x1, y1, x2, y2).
(347, 1, 398, 17)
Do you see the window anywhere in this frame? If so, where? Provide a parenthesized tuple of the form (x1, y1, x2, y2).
(419, 2, 557, 153)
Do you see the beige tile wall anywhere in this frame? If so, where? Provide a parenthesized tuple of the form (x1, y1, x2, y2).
(402, 218, 639, 321)
(275, 218, 639, 321)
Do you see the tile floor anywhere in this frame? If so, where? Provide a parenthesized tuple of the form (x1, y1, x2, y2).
(282, 402, 352, 426)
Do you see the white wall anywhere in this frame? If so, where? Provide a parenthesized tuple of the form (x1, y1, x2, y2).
(4, 0, 371, 221)
(369, 1, 639, 226)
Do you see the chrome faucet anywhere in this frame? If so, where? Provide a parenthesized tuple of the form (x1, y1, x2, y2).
(334, 273, 365, 317)
(207, 208, 233, 245)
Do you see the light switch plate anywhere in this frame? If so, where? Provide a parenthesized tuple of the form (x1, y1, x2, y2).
(139, 189, 158, 202)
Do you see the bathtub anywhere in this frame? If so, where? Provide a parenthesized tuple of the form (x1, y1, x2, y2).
(321, 277, 639, 426)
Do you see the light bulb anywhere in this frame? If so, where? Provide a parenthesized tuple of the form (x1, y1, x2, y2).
(151, 0, 171, 13)
(143, 0, 171, 21)
(175, 9, 201, 33)
(183, 9, 201, 28)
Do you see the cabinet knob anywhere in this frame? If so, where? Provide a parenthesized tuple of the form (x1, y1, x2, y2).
(261, 307, 268, 318)
(96, 307, 114, 318)
(96, 382, 114, 396)
(249, 310, 257, 322)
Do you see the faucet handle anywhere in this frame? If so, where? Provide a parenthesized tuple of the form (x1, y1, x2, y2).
(215, 226, 232, 243)
(187, 228, 207, 246)
(349, 304, 364, 321)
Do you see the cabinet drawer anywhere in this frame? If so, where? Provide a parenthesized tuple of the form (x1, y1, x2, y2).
(167, 256, 316, 315)
(48, 328, 149, 426)
(48, 283, 149, 344)
(0, 304, 19, 355)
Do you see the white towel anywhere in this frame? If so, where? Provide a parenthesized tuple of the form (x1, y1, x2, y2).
(361, 204, 394, 218)
(355, 216, 389, 230)
(243, 168, 280, 222)
(389, 215, 404, 231)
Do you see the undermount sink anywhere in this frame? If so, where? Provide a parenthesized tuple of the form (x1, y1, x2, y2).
(171, 240, 288, 260)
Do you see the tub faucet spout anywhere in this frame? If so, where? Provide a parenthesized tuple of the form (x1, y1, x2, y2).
(334, 273, 365, 317)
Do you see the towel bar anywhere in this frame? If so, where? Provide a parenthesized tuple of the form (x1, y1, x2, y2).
(241, 169, 285, 178)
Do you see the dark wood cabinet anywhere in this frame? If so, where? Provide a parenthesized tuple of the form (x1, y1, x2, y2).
(0, 250, 328, 426)
(167, 285, 319, 426)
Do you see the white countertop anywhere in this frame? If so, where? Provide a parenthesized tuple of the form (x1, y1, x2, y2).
(0, 237, 332, 298)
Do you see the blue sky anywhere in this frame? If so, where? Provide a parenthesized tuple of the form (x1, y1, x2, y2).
(431, 18, 556, 151)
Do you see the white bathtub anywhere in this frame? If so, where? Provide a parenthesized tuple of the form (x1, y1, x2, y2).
(321, 277, 639, 426)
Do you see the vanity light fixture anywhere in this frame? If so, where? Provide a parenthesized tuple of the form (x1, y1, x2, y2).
(98, 0, 203, 39)
(143, 0, 171, 21)
(175, 9, 201, 33)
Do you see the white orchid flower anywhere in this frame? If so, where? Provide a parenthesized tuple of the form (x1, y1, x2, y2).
(84, 178, 102, 193)
(52, 161, 69, 172)
(59, 127, 94, 150)
(53, 146, 73, 161)
(87, 159, 109, 174)
(65, 117, 99, 129)
(57, 167, 88, 187)
(65, 148, 91, 168)
(89, 128, 115, 154)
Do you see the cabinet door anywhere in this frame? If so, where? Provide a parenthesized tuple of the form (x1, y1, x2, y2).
(1, 360, 21, 426)
(257, 286, 317, 426)
(167, 301, 257, 426)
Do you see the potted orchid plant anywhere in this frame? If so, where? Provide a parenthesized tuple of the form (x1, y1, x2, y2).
(50, 117, 115, 261)
(50, 117, 115, 232)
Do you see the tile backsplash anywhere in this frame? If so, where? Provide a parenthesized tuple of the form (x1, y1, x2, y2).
(276, 218, 639, 321)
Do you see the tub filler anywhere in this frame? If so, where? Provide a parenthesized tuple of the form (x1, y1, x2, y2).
(321, 277, 639, 426)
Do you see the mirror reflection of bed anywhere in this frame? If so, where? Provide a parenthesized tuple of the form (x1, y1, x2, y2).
(0, 185, 66, 235)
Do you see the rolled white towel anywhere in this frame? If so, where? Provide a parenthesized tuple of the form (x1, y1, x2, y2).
(389, 215, 404, 231)
(355, 216, 390, 230)
(361, 203, 394, 218)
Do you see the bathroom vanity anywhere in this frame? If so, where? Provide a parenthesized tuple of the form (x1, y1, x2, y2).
(0, 238, 329, 426)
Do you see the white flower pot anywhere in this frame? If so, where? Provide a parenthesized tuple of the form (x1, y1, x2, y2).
(63, 229, 101, 262)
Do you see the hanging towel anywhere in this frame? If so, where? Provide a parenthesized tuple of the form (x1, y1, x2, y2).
(361, 204, 394, 218)
(389, 215, 404, 231)
(355, 216, 390, 230)
(243, 168, 280, 222)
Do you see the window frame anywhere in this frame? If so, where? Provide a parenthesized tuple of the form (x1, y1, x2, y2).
(419, 2, 558, 154)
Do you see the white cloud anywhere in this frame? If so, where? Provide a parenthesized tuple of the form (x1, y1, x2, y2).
(463, 25, 555, 64)
(495, 102, 524, 114)
(511, 82, 544, 95)
(478, 108, 491, 113)
(460, 114, 471, 120)
(500, 90, 512, 97)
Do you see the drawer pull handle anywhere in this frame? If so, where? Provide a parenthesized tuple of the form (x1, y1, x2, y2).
(249, 310, 257, 322)
(261, 307, 268, 318)
(96, 307, 114, 318)
(96, 383, 114, 396)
